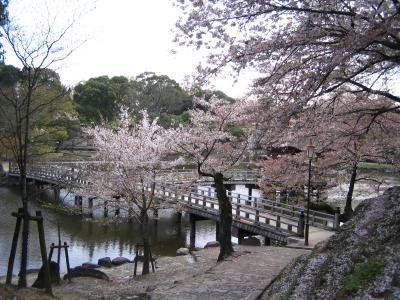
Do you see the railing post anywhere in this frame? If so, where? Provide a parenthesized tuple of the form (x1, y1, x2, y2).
(236, 204, 241, 219)
(334, 207, 341, 230)
(255, 209, 259, 224)
(297, 210, 305, 237)
(276, 216, 281, 228)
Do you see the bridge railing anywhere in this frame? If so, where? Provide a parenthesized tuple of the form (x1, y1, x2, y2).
(229, 191, 336, 228)
(180, 190, 302, 236)
(191, 186, 337, 231)
(11, 164, 338, 232)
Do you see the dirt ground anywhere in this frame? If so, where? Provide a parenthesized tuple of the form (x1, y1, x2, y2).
(0, 245, 309, 300)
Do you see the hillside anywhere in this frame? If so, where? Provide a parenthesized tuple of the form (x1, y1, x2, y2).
(261, 186, 400, 299)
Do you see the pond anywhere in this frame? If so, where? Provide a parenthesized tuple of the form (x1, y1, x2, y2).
(0, 185, 222, 275)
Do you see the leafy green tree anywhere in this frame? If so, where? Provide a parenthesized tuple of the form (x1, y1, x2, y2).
(0, 65, 75, 159)
(73, 76, 127, 124)
(0, 1, 81, 284)
(133, 72, 192, 118)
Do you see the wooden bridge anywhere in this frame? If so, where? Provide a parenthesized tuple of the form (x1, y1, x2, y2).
(8, 163, 340, 246)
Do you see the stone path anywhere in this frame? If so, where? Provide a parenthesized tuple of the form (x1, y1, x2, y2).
(150, 246, 309, 300)
(0, 246, 311, 299)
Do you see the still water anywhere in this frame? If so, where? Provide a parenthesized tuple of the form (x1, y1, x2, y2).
(0, 185, 221, 275)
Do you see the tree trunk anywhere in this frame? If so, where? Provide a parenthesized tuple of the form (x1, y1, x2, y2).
(214, 172, 234, 261)
(17, 84, 33, 288)
(343, 162, 357, 221)
(18, 172, 29, 288)
(139, 209, 150, 275)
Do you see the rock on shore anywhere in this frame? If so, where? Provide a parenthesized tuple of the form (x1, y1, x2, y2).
(261, 186, 400, 300)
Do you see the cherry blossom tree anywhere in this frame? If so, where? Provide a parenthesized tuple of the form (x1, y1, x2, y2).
(83, 110, 179, 275)
(175, 0, 400, 111)
(174, 96, 255, 261)
(259, 95, 400, 220)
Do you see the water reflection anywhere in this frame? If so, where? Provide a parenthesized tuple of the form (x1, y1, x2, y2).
(0, 186, 217, 275)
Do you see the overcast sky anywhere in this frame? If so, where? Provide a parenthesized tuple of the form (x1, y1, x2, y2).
(4, 0, 254, 98)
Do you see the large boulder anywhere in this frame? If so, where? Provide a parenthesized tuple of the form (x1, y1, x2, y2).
(64, 266, 109, 281)
(81, 262, 100, 269)
(32, 261, 60, 288)
(112, 256, 131, 266)
(204, 241, 220, 248)
(261, 186, 400, 300)
(176, 248, 190, 256)
(98, 257, 112, 268)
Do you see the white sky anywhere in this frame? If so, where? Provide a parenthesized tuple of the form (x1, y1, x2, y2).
(4, 0, 255, 98)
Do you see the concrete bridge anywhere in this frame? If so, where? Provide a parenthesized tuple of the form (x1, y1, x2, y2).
(7, 163, 340, 246)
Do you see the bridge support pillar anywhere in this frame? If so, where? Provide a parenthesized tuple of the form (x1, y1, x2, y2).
(177, 211, 182, 224)
(78, 196, 83, 213)
(88, 197, 94, 218)
(53, 187, 60, 202)
(189, 214, 196, 251)
(113, 196, 120, 217)
(233, 227, 252, 245)
(104, 200, 108, 217)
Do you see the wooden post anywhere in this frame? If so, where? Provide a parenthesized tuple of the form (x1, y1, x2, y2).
(36, 211, 52, 295)
(264, 237, 271, 246)
(297, 210, 305, 237)
(276, 216, 281, 228)
(255, 210, 260, 224)
(6, 208, 22, 284)
(334, 207, 340, 230)
(189, 214, 196, 251)
(48, 243, 55, 262)
(64, 242, 72, 283)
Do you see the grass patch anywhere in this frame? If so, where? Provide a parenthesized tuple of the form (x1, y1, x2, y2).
(341, 256, 385, 295)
